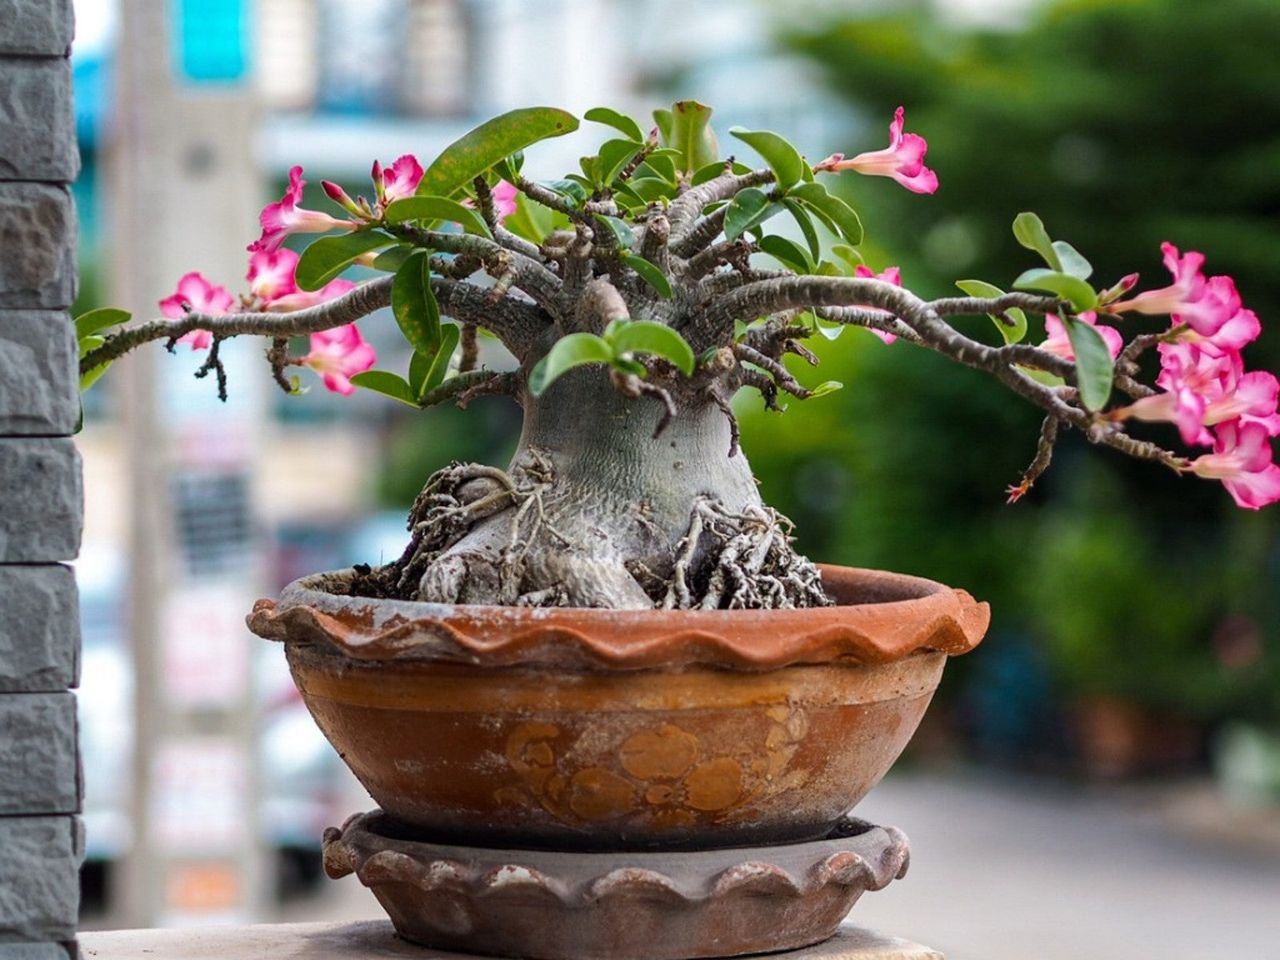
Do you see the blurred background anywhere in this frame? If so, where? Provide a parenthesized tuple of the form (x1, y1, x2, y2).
(71, 0, 1280, 956)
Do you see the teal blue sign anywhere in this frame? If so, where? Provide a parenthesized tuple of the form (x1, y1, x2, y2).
(174, 0, 247, 84)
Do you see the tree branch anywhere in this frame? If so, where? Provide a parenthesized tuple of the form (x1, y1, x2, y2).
(672, 206, 730, 260)
(81, 276, 395, 375)
(668, 168, 774, 244)
(81, 274, 553, 376)
(927, 293, 1061, 318)
(386, 225, 562, 314)
(696, 273, 1187, 475)
(814, 306, 920, 344)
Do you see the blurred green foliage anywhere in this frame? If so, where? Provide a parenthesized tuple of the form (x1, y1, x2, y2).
(755, 0, 1280, 727)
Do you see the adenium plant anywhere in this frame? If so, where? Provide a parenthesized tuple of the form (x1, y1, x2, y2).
(77, 102, 1280, 610)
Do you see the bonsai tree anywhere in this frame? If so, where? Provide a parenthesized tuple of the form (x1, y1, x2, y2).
(77, 102, 1280, 610)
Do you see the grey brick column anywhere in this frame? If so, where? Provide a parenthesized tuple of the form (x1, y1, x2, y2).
(0, 2, 85, 958)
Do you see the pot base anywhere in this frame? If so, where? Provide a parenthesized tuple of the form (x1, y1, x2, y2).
(322, 811, 910, 960)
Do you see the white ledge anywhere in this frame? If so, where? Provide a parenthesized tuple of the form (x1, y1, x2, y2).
(78, 920, 943, 959)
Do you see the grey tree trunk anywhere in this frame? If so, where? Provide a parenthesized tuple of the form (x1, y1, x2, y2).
(417, 367, 765, 608)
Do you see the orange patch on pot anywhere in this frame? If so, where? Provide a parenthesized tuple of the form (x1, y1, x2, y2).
(683, 758, 744, 812)
(620, 725, 700, 780)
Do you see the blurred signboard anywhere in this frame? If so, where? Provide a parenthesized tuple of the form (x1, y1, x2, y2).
(174, 0, 247, 84)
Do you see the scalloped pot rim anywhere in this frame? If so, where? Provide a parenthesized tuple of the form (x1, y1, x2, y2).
(246, 564, 989, 671)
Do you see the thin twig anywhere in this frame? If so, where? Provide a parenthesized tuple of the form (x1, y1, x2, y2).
(1006, 416, 1060, 503)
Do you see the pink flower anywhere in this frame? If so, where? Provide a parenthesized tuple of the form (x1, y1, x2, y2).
(246, 249, 299, 304)
(158, 272, 234, 351)
(1110, 243, 1240, 337)
(320, 180, 363, 217)
(1206, 371, 1280, 433)
(375, 155, 424, 205)
(854, 264, 903, 344)
(300, 323, 376, 395)
(268, 278, 357, 313)
(1189, 420, 1280, 509)
(492, 180, 518, 222)
(1118, 342, 1280, 446)
(1039, 311, 1123, 362)
(817, 107, 938, 195)
(1098, 272, 1139, 305)
(1189, 307, 1261, 358)
(248, 166, 354, 254)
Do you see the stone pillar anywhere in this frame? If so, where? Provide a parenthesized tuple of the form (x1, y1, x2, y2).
(0, 1, 84, 958)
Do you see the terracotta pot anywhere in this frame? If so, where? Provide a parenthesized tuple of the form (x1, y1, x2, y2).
(322, 811, 911, 960)
(248, 564, 987, 849)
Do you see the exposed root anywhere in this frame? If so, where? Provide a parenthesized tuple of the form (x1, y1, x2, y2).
(351, 475, 832, 610)
(661, 497, 831, 610)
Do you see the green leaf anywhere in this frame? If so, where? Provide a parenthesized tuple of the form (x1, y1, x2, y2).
(956, 278, 1028, 345)
(493, 152, 524, 184)
(809, 380, 843, 398)
(408, 323, 460, 398)
(606, 320, 695, 375)
(295, 230, 394, 291)
(594, 138, 645, 188)
(724, 187, 772, 241)
(1051, 240, 1093, 280)
(597, 215, 635, 248)
(382, 196, 492, 237)
(652, 108, 674, 145)
(612, 357, 648, 378)
(370, 246, 413, 273)
(831, 244, 864, 270)
(75, 308, 130, 340)
(1012, 268, 1098, 311)
(636, 153, 677, 185)
(543, 178, 587, 207)
(729, 127, 806, 189)
(391, 251, 442, 354)
(665, 101, 718, 174)
(80, 362, 111, 393)
(611, 183, 647, 211)
(416, 107, 579, 198)
(504, 191, 559, 244)
(627, 177, 675, 203)
(691, 160, 728, 186)
(790, 182, 863, 245)
(782, 199, 821, 262)
(1012, 212, 1062, 272)
(585, 106, 645, 143)
(623, 255, 673, 298)
(528, 332, 614, 396)
(759, 234, 814, 273)
(1064, 316, 1115, 412)
(349, 371, 419, 407)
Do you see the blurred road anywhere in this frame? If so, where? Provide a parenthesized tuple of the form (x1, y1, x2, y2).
(278, 771, 1280, 960)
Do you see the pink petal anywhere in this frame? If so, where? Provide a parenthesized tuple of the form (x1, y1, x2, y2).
(175, 329, 213, 351)
(381, 154, 425, 204)
(894, 165, 939, 195)
(1224, 464, 1280, 510)
(247, 249, 300, 303)
(1199, 308, 1261, 356)
(492, 181, 519, 222)
(321, 372, 356, 396)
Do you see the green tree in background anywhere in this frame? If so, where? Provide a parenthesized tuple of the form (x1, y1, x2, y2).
(753, 0, 1280, 735)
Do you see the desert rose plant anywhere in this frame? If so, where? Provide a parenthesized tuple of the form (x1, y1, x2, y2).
(77, 102, 1280, 610)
